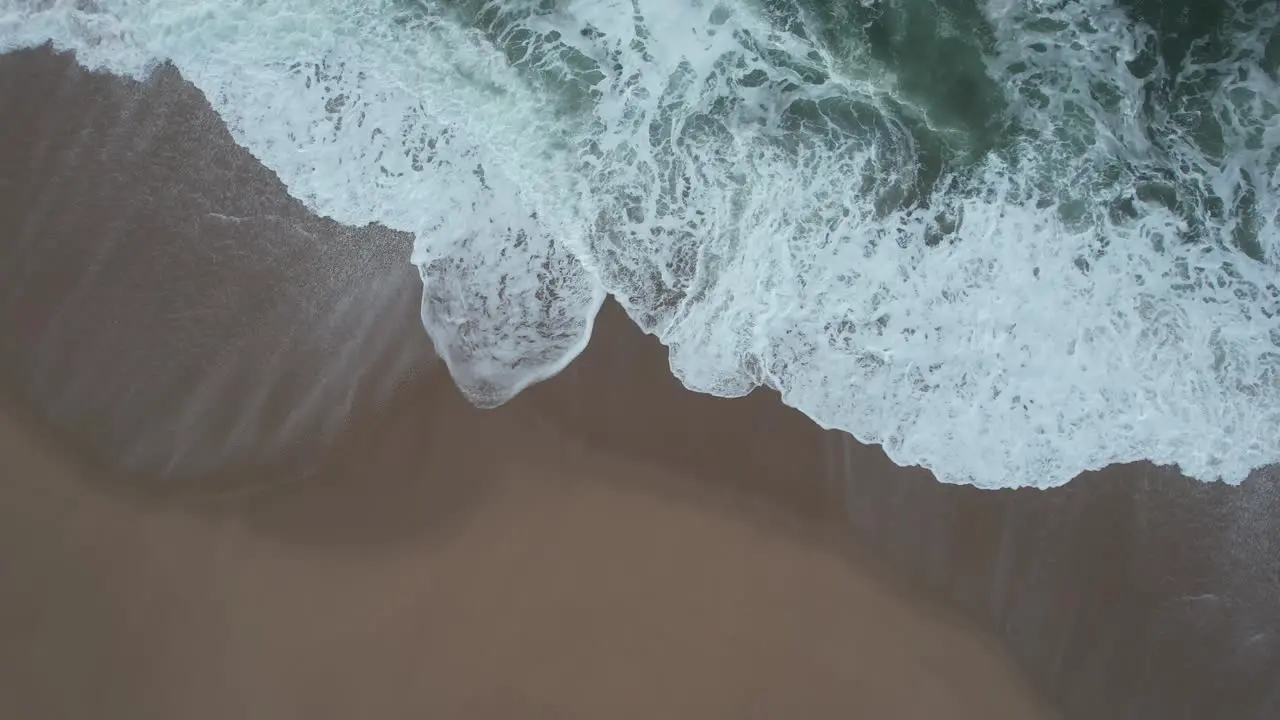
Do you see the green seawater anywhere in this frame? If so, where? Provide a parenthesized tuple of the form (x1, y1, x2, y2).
(399, 0, 1277, 261)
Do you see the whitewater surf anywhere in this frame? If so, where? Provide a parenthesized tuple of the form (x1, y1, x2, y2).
(4, 0, 1277, 488)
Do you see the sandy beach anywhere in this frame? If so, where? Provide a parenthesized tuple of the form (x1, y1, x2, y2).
(0, 365, 1054, 719)
(1, 45, 1277, 719)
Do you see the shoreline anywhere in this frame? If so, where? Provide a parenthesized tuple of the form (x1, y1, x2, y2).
(2, 45, 1278, 719)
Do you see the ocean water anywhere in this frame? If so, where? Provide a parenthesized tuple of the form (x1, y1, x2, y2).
(2, 0, 1277, 488)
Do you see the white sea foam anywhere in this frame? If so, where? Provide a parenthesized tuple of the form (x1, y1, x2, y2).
(3, 0, 1277, 487)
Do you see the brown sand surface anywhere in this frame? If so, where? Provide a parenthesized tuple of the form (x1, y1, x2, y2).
(0, 370, 1054, 720)
(2, 45, 1279, 720)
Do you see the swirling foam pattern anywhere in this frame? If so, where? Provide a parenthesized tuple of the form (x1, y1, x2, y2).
(4, 0, 1278, 487)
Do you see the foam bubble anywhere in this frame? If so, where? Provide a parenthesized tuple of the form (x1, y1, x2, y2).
(4, 0, 1278, 487)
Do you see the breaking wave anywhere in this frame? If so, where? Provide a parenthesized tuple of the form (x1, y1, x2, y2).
(4, 0, 1278, 487)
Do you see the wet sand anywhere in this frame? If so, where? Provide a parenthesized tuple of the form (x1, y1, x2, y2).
(1, 46, 1278, 719)
(0, 368, 1054, 719)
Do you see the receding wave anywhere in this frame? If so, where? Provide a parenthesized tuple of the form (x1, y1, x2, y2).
(4, 0, 1278, 487)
